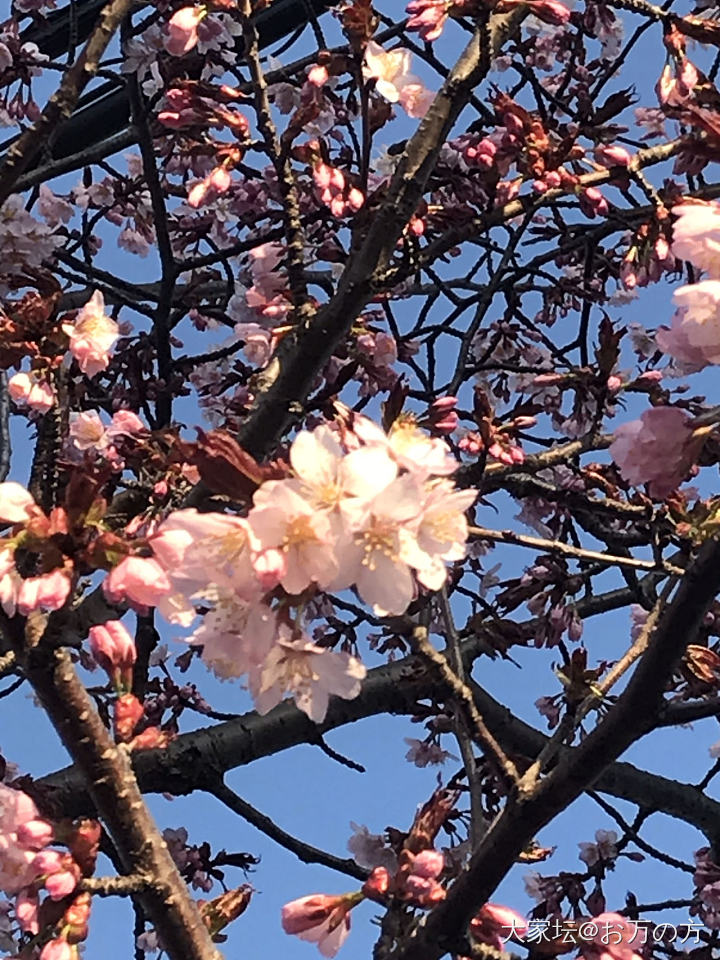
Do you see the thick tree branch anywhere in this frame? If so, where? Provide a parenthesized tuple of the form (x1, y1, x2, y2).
(10, 627, 222, 960)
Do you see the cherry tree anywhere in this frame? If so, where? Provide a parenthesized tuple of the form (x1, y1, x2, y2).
(4, 0, 720, 959)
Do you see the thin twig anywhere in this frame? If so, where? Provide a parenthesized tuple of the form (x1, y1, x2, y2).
(209, 779, 368, 881)
(409, 626, 519, 790)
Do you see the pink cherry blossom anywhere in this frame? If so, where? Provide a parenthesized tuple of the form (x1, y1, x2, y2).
(190, 594, 277, 680)
(363, 42, 412, 103)
(16, 570, 71, 616)
(470, 903, 529, 950)
(150, 509, 260, 600)
(412, 482, 478, 590)
(347, 823, 397, 872)
(234, 323, 273, 367)
(362, 42, 434, 118)
(249, 483, 339, 595)
(354, 416, 457, 478)
(164, 6, 204, 57)
(406, 0, 449, 43)
(671, 202, 720, 277)
(39, 940, 72, 960)
(108, 410, 146, 436)
(69, 411, 108, 451)
(578, 912, 643, 960)
(62, 290, 120, 378)
(398, 82, 434, 119)
(307, 64, 329, 87)
(281, 894, 357, 957)
(0, 482, 37, 524)
(8, 371, 55, 413)
(666, 281, 720, 364)
(288, 425, 399, 540)
(0, 784, 51, 896)
(332, 472, 426, 616)
(249, 626, 366, 722)
(104, 556, 171, 608)
(579, 829, 619, 866)
(610, 406, 699, 499)
(656, 310, 708, 370)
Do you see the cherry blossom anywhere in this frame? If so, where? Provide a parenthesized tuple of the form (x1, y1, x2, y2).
(0, 784, 52, 896)
(189, 594, 277, 681)
(88, 620, 137, 690)
(151, 508, 261, 600)
(249, 483, 339, 596)
(164, 6, 205, 57)
(578, 830, 619, 866)
(68, 411, 109, 451)
(16, 570, 71, 616)
(62, 291, 120, 377)
(8, 370, 55, 413)
(406, 0, 449, 43)
(578, 912, 644, 960)
(671, 202, 720, 277)
(249, 626, 366, 722)
(412, 482, 478, 590)
(104, 556, 172, 609)
(281, 893, 361, 958)
(663, 281, 720, 365)
(347, 823, 397, 872)
(362, 42, 433, 118)
(0, 482, 38, 524)
(470, 903, 529, 950)
(610, 406, 701, 499)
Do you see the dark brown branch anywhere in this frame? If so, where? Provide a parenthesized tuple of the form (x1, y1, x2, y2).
(210, 779, 369, 881)
(0, 0, 135, 207)
(11, 627, 221, 960)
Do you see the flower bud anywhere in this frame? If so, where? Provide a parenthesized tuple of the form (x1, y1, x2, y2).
(89, 620, 137, 691)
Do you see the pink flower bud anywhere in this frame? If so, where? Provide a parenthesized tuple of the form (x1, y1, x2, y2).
(607, 375, 623, 392)
(410, 849, 444, 879)
(89, 620, 137, 690)
(17, 819, 54, 850)
(164, 6, 203, 57)
(431, 396, 458, 413)
(362, 867, 390, 901)
(253, 548, 287, 591)
(528, 0, 571, 24)
(307, 64, 329, 87)
(114, 693, 145, 742)
(40, 940, 73, 960)
(16, 890, 39, 934)
(544, 170, 562, 188)
(594, 144, 632, 168)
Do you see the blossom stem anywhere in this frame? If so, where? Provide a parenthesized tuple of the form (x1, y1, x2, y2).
(408, 626, 520, 791)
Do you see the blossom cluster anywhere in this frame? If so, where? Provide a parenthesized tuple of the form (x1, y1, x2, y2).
(610, 201, 720, 497)
(0, 783, 99, 960)
(654, 202, 720, 369)
(8, 289, 120, 414)
(100, 416, 476, 722)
